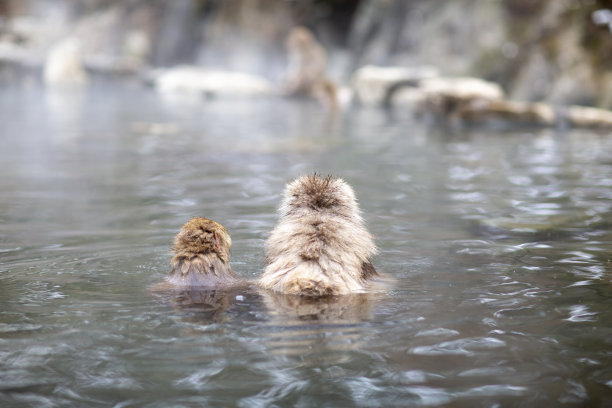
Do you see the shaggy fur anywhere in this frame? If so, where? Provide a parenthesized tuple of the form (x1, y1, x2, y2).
(259, 174, 378, 296)
(166, 217, 241, 287)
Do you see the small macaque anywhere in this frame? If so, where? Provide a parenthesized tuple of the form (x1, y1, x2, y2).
(259, 174, 379, 296)
(284, 26, 339, 111)
(158, 217, 243, 289)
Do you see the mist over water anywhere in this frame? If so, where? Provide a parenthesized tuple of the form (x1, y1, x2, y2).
(1, 82, 612, 406)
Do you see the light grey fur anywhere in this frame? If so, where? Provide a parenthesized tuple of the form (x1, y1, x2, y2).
(259, 174, 378, 296)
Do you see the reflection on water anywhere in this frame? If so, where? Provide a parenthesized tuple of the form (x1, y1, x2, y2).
(151, 287, 245, 325)
(2, 81, 612, 406)
(261, 291, 375, 362)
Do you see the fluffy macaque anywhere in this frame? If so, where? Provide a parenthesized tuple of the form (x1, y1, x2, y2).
(284, 26, 339, 111)
(163, 217, 242, 288)
(259, 174, 379, 296)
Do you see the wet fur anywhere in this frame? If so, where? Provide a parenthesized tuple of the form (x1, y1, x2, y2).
(165, 217, 242, 288)
(259, 174, 378, 296)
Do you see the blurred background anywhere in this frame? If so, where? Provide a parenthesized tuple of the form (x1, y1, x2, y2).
(0, 0, 611, 108)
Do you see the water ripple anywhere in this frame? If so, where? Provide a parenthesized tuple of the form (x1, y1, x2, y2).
(410, 337, 506, 356)
(456, 384, 527, 397)
(565, 305, 598, 323)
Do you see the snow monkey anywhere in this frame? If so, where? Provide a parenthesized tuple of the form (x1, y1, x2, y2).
(166, 217, 242, 288)
(259, 174, 379, 296)
(285, 26, 339, 111)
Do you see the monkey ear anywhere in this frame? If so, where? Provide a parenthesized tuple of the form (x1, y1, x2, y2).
(213, 230, 221, 250)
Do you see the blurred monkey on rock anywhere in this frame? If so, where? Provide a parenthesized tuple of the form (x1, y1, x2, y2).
(284, 26, 339, 111)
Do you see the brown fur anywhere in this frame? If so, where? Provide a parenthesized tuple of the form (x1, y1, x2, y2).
(259, 174, 378, 296)
(285, 26, 339, 110)
(165, 217, 242, 288)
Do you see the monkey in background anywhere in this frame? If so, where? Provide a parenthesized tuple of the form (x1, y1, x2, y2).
(284, 26, 339, 111)
(259, 174, 380, 297)
(259, 290, 376, 359)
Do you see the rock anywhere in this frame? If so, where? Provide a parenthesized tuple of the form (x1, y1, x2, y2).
(420, 77, 505, 101)
(152, 66, 275, 97)
(43, 38, 88, 87)
(350, 64, 438, 106)
(452, 99, 612, 129)
(436, 97, 612, 129)
(564, 105, 612, 128)
(411, 76, 506, 117)
(386, 76, 505, 110)
(377, 70, 612, 129)
(458, 99, 555, 126)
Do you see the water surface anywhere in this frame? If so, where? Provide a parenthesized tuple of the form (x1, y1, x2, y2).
(1, 82, 612, 407)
